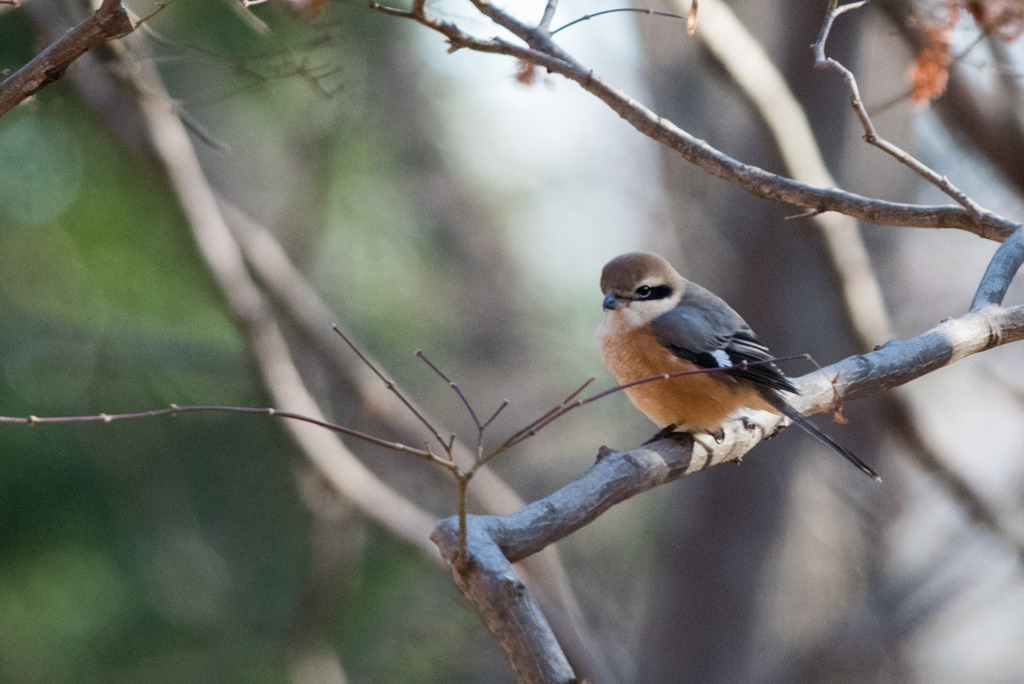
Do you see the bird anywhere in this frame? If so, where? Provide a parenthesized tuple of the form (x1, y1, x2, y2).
(595, 251, 880, 481)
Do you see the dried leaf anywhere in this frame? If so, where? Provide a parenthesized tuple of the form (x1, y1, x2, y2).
(909, 4, 957, 108)
(515, 59, 537, 86)
(966, 0, 1024, 40)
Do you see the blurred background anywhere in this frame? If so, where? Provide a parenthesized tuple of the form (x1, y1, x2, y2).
(1, 0, 1023, 682)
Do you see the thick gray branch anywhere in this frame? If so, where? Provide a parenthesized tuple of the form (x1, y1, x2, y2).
(433, 524, 577, 684)
(799, 305, 1024, 406)
(971, 226, 1024, 311)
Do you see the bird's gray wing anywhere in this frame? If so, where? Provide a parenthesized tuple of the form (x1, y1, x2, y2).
(652, 284, 878, 479)
(649, 282, 797, 393)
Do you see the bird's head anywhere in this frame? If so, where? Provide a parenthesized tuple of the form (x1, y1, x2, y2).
(599, 252, 685, 327)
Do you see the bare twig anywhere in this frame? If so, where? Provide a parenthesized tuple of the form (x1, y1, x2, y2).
(493, 378, 596, 456)
(550, 8, 687, 37)
(372, 0, 1019, 242)
(812, 1, 987, 216)
(218, 200, 534, 508)
(415, 350, 486, 458)
(331, 326, 450, 454)
(0, 0, 133, 117)
(0, 404, 450, 462)
(482, 400, 510, 430)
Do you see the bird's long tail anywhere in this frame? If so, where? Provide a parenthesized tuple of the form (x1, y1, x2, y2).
(769, 395, 881, 482)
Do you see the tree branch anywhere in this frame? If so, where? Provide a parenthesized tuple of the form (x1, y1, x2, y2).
(694, 0, 893, 347)
(373, 0, 1020, 241)
(694, 0, 1024, 563)
(971, 225, 1024, 311)
(430, 298, 1024, 681)
(0, 0, 133, 117)
(362, 3, 1024, 680)
(216, 199, 616, 681)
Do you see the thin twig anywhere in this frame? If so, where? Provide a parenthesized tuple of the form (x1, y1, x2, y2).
(550, 8, 687, 36)
(490, 377, 596, 458)
(416, 350, 481, 430)
(0, 404, 463, 467)
(414, 350, 513, 462)
(482, 400, 509, 430)
(812, 1, 987, 217)
(332, 325, 450, 452)
(366, 2, 414, 19)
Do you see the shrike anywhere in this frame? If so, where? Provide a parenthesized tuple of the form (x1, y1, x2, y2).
(596, 251, 879, 481)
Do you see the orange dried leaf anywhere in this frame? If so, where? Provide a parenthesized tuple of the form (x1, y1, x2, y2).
(909, 26, 952, 106)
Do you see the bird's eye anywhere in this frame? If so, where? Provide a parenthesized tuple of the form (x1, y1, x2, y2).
(635, 285, 653, 299)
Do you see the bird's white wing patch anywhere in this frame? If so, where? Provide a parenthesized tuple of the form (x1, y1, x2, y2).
(711, 349, 732, 368)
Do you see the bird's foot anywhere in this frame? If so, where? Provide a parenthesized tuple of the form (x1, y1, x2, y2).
(691, 432, 719, 454)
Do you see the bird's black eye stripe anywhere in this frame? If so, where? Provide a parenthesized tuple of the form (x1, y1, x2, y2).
(634, 284, 672, 301)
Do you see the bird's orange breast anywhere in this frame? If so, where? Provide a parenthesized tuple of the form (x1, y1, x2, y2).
(597, 320, 776, 432)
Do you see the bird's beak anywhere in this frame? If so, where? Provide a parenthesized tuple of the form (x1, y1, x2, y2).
(602, 292, 620, 311)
